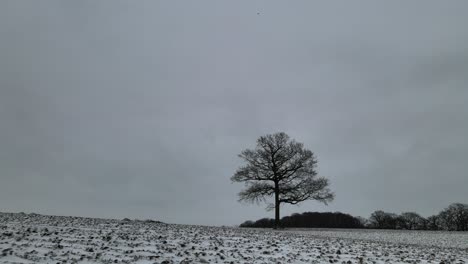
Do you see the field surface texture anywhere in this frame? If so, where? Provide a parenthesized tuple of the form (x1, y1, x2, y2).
(1, 213, 467, 264)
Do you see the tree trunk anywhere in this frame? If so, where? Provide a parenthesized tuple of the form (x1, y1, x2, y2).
(274, 181, 280, 229)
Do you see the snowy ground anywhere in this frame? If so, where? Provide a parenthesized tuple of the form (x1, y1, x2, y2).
(1, 213, 467, 264)
(283, 228, 468, 249)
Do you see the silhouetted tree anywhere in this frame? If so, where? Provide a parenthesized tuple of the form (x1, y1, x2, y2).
(356, 216, 370, 228)
(241, 212, 363, 228)
(239, 203, 468, 231)
(369, 211, 398, 229)
(438, 203, 468, 231)
(231, 132, 334, 228)
(248, 218, 275, 228)
(426, 215, 441, 230)
(399, 212, 426, 230)
(239, 220, 254, 227)
(281, 212, 363, 228)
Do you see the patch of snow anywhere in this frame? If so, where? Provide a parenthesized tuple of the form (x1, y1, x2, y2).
(0, 212, 467, 263)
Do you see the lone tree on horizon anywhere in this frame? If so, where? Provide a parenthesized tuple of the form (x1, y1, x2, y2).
(231, 132, 334, 229)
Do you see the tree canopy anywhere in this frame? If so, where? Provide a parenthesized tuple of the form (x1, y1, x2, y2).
(231, 132, 334, 228)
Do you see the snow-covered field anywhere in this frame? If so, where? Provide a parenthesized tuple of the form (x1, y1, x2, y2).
(283, 228, 468, 249)
(1, 213, 467, 264)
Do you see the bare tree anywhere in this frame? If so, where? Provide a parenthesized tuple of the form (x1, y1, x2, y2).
(231, 132, 334, 229)
(438, 203, 468, 231)
(356, 216, 370, 228)
(399, 212, 426, 230)
(426, 215, 441, 230)
(369, 210, 398, 229)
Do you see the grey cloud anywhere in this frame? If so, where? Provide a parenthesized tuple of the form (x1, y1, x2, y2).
(1, 1, 467, 225)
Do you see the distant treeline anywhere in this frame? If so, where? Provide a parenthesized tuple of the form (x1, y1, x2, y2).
(240, 212, 364, 228)
(240, 203, 468, 231)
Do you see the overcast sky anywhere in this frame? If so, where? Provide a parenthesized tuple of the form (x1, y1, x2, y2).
(1, 1, 467, 226)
